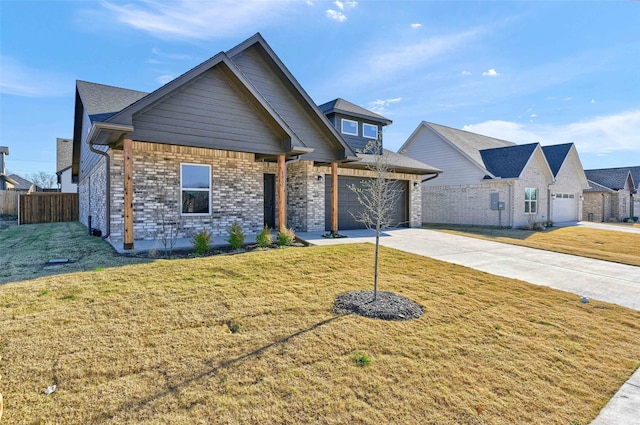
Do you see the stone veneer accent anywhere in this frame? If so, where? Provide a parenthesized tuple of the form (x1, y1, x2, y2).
(78, 155, 108, 234)
(109, 142, 263, 242)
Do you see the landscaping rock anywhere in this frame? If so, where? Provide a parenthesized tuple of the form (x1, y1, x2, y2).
(334, 290, 424, 321)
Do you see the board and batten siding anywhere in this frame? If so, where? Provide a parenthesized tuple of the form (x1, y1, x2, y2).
(403, 126, 487, 186)
(230, 47, 342, 162)
(129, 68, 284, 155)
(79, 108, 108, 182)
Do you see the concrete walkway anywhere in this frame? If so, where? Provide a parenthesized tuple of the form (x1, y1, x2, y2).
(297, 227, 640, 425)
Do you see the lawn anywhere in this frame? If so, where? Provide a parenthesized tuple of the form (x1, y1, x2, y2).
(423, 224, 640, 267)
(1, 224, 639, 424)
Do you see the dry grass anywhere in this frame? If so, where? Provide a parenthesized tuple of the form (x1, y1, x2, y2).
(1, 226, 639, 424)
(424, 224, 640, 267)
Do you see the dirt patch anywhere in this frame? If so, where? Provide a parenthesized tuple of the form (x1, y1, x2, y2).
(333, 290, 424, 321)
(122, 241, 307, 259)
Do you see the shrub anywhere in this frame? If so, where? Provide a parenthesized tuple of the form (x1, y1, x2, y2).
(277, 227, 295, 246)
(191, 229, 212, 255)
(227, 221, 245, 250)
(354, 352, 372, 367)
(544, 220, 554, 228)
(533, 222, 545, 231)
(256, 226, 273, 247)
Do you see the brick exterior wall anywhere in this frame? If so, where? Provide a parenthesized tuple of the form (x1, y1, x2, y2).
(78, 155, 108, 234)
(583, 190, 632, 222)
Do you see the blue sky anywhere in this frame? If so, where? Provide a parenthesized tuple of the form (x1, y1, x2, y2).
(1, 0, 639, 178)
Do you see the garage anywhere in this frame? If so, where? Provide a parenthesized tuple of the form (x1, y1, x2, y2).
(324, 175, 408, 230)
(553, 193, 578, 222)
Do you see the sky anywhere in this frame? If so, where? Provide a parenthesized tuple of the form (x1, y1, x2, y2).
(1, 0, 639, 179)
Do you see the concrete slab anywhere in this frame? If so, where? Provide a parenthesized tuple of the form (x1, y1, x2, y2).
(590, 367, 640, 425)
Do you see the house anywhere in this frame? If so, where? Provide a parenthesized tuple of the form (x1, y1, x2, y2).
(7, 174, 39, 193)
(72, 33, 439, 250)
(399, 122, 589, 227)
(583, 167, 637, 222)
(0, 146, 18, 191)
(56, 138, 77, 193)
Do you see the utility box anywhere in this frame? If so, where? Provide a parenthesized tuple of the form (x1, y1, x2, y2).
(490, 193, 500, 210)
(497, 201, 505, 210)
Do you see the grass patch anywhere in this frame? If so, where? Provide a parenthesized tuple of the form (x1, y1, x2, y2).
(424, 224, 640, 266)
(1, 231, 639, 423)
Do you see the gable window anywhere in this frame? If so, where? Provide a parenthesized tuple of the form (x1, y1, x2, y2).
(363, 123, 378, 139)
(524, 187, 537, 214)
(181, 163, 211, 215)
(341, 119, 358, 136)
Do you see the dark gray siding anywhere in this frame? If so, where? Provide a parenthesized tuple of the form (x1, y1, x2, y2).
(335, 113, 383, 154)
(79, 108, 107, 181)
(231, 47, 343, 162)
(324, 176, 408, 230)
(128, 67, 284, 155)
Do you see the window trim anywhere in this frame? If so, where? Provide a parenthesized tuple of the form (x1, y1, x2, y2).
(180, 163, 211, 216)
(341, 118, 358, 136)
(524, 187, 537, 214)
(363, 123, 378, 139)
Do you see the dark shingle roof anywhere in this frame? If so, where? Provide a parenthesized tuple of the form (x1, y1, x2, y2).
(318, 98, 391, 125)
(585, 180, 614, 193)
(7, 174, 36, 191)
(542, 143, 573, 177)
(584, 168, 633, 191)
(76, 80, 148, 123)
(424, 122, 515, 166)
(0, 146, 8, 155)
(479, 143, 538, 179)
(630, 166, 640, 190)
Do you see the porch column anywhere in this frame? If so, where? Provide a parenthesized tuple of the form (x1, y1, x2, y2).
(277, 154, 286, 232)
(123, 138, 134, 250)
(331, 161, 338, 234)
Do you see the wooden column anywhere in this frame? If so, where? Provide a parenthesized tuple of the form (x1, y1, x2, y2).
(331, 161, 338, 234)
(123, 138, 134, 250)
(277, 154, 286, 232)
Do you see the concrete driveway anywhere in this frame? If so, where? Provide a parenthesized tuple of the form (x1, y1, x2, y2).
(300, 227, 640, 311)
(298, 227, 640, 425)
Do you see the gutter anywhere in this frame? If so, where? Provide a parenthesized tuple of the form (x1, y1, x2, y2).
(421, 173, 439, 183)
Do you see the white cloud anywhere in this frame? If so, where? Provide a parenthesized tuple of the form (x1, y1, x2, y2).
(334, 0, 344, 9)
(326, 9, 347, 22)
(368, 97, 402, 114)
(156, 75, 175, 85)
(0, 55, 72, 97)
(462, 110, 640, 156)
(411, 23, 422, 29)
(345, 1, 358, 7)
(482, 68, 500, 77)
(94, 0, 298, 40)
(591, 99, 596, 104)
(461, 70, 471, 76)
(151, 47, 191, 61)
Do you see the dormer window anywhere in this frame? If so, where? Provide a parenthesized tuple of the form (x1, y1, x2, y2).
(363, 123, 378, 139)
(341, 119, 358, 136)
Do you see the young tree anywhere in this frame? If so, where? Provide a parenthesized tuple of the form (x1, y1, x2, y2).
(348, 137, 405, 302)
(27, 171, 57, 190)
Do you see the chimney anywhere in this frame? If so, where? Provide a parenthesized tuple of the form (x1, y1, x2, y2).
(0, 146, 8, 176)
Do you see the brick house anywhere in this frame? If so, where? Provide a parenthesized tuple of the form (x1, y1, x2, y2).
(399, 122, 589, 227)
(583, 167, 638, 222)
(71, 34, 439, 250)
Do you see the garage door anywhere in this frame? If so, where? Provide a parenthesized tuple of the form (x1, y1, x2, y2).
(553, 193, 578, 222)
(324, 176, 408, 231)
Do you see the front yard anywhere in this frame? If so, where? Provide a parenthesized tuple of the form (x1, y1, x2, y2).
(1, 223, 639, 424)
(424, 223, 640, 267)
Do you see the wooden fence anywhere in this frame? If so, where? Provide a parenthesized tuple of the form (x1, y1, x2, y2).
(19, 193, 79, 224)
(0, 190, 19, 216)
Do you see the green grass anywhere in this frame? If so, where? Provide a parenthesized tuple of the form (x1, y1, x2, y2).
(424, 224, 640, 266)
(1, 223, 639, 424)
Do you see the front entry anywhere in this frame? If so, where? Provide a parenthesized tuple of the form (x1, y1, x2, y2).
(264, 174, 276, 229)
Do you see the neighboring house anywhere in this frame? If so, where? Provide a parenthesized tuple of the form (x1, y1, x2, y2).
(399, 122, 589, 227)
(0, 146, 18, 191)
(583, 167, 637, 222)
(7, 174, 38, 193)
(56, 137, 77, 193)
(72, 33, 439, 250)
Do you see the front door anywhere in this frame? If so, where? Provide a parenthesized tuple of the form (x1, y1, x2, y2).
(264, 174, 276, 229)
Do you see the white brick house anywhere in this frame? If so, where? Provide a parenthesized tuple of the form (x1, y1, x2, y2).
(399, 122, 589, 227)
(72, 34, 439, 250)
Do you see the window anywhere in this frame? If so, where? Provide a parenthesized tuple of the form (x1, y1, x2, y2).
(363, 123, 378, 139)
(181, 164, 211, 215)
(524, 188, 537, 214)
(341, 119, 358, 136)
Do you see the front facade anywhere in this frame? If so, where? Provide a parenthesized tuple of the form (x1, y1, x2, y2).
(72, 34, 438, 249)
(400, 122, 588, 227)
(583, 167, 637, 222)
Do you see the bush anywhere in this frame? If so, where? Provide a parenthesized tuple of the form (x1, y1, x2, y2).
(277, 227, 295, 246)
(256, 226, 273, 247)
(227, 221, 245, 249)
(533, 222, 545, 231)
(191, 229, 212, 255)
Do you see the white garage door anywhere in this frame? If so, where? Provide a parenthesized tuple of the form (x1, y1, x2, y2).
(553, 193, 577, 222)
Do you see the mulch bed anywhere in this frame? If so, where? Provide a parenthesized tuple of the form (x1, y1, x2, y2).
(333, 290, 424, 321)
(121, 241, 307, 259)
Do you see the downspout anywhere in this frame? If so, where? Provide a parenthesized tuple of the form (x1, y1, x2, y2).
(87, 140, 110, 239)
(421, 173, 439, 183)
(508, 181, 514, 228)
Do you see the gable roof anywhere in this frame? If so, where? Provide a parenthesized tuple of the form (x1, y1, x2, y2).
(585, 179, 615, 193)
(630, 166, 640, 190)
(479, 143, 539, 179)
(584, 168, 634, 191)
(76, 80, 148, 123)
(542, 143, 573, 177)
(8, 174, 37, 191)
(353, 149, 442, 175)
(318, 98, 392, 125)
